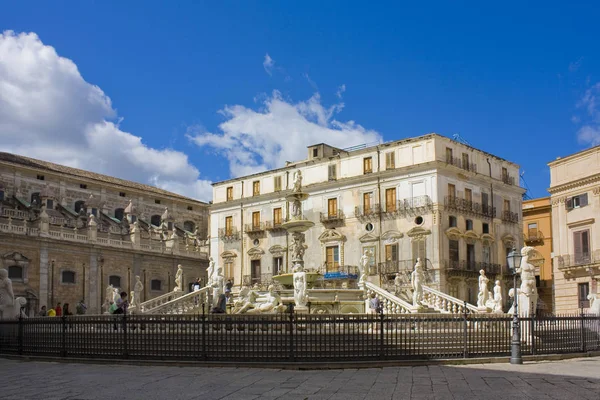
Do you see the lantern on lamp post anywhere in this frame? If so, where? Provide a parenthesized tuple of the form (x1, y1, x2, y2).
(506, 247, 523, 365)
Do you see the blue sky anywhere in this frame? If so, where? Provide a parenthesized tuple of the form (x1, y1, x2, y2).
(1, 1, 599, 201)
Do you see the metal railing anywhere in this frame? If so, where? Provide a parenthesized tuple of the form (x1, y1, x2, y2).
(502, 174, 515, 185)
(558, 250, 600, 269)
(319, 210, 345, 224)
(264, 220, 284, 231)
(2, 311, 598, 362)
(524, 229, 545, 243)
(444, 196, 496, 219)
(382, 195, 433, 217)
(218, 227, 240, 241)
(354, 203, 381, 220)
(444, 260, 502, 276)
(244, 222, 266, 233)
(378, 260, 415, 275)
(501, 210, 519, 223)
(446, 155, 477, 173)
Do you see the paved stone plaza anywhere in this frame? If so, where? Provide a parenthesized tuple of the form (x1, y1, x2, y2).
(1, 357, 599, 400)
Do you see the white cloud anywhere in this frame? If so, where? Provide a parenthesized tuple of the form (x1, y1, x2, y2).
(263, 53, 274, 76)
(188, 90, 381, 177)
(577, 125, 600, 146)
(576, 82, 600, 147)
(336, 84, 346, 99)
(0, 30, 212, 202)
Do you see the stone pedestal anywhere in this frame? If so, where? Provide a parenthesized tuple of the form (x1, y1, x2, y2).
(518, 293, 538, 317)
(294, 306, 310, 314)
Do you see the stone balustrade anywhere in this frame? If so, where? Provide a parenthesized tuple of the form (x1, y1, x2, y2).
(144, 287, 210, 314)
(421, 285, 480, 314)
(2, 208, 26, 219)
(362, 281, 414, 314)
(130, 290, 186, 313)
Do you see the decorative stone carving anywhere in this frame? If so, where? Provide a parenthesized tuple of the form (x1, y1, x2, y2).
(444, 227, 462, 241)
(132, 275, 143, 306)
(174, 264, 183, 291)
(411, 258, 424, 307)
(246, 285, 286, 314)
(211, 267, 224, 307)
(247, 247, 265, 261)
(493, 280, 503, 313)
(293, 263, 308, 308)
(477, 269, 490, 308)
(292, 169, 303, 193)
(588, 293, 600, 315)
(381, 230, 403, 244)
(0, 268, 27, 320)
(516, 247, 539, 316)
(359, 249, 371, 283)
(206, 257, 215, 286)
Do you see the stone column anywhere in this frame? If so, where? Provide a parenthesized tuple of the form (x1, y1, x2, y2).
(39, 242, 49, 308)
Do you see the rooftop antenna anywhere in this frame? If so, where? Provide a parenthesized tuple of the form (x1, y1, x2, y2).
(520, 171, 532, 200)
(452, 133, 471, 147)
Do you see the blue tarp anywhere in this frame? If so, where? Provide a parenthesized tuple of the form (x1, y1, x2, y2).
(323, 272, 358, 280)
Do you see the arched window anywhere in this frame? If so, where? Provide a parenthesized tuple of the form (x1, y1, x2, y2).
(108, 275, 121, 288)
(183, 221, 195, 232)
(8, 266, 23, 281)
(114, 208, 125, 221)
(74, 200, 86, 214)
(61, 270, 76, 284)
(150, 215, 161, 227)
(150, 279, 162, 291)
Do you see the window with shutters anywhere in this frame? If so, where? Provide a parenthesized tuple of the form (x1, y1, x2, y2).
(385, 244, 398, 262)
(386, 152, 395, 169)
(225, 216, 233, 236)
(273, 208, 282, 225)
(363, 157, 373, 174)
(464, 188, 472, 203)
(578, 283, 590, 308)
(482, 245, 491, 264)
(566, 193, 588, 210)
(328, 164, 337, 181)
(327, 198, 338, 217)
(385, 188, 396, 212)
(412, 240, 426, 263)
(252, 181, 260, 196)
(226, 186, 233, 201)
(462, 153, 470, 170)
(363, 192, 372, 213)
(274, 176, 282, 191)
(252, 212, 260, 229)
(449, 240, 459, 263)
(503, 199, 510, 212)
(448, 184, 456, 199)
(445, 147, 453, 162)
(481, 192, 489, 213)
(573, 229, 591, 265)
(465, 219, 473, 231)
(225, 261, 234, 280)
(527, 222, 538, 238)
(449, 215, 457, 228)
(325, 246, 340, 271)
(502, 167, 508, 180)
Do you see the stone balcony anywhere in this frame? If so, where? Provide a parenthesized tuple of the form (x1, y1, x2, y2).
(354, 203, 381, 222)
(244, 222, 266, 234)
(557, 251, 600, 274)
(319, 209, 345, 226)
(444, 196, 496, 219)
(218, 227, 241, 242)
(444, 260, 503, 277)
(501, 210, 519, 223)
(524, 229, 545, 244)
(446, 155, 477, 173)
(382, 195, 433, 218)
(264, 220, 285, 231)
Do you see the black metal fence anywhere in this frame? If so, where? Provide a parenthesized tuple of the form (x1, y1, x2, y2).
(1, 311, 599, 362)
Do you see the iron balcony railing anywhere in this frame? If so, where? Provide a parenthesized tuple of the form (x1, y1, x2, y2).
(558, 250, 600, 270)
(524, 229, 545, 243)
(354, 203, 381, 220)
(264, 220, 285, 231)
(244, 222, 266, 233)
(444, 196, 496, 219)
(320, 209, 345, 224)
(502, 174, 515, 185)
(446, 155, 477, 173)
(377, 260, 415, 275)
(444, 260, 502, 276)
(501, 210, 519, 223)
(218, 227, 240, 241)
(382, 195, 433, 216)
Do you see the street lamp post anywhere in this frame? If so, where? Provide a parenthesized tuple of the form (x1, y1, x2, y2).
(507, 247, 523, 365)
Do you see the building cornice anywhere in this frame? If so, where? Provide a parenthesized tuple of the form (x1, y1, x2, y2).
(547, 145, 600, 167)
(547, 174, 600, 195)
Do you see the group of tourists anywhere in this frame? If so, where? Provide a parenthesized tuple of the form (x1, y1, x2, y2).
(38, 300, 87, 317)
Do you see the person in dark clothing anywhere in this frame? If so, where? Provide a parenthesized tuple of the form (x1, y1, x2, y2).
(63, 303, 73, 316)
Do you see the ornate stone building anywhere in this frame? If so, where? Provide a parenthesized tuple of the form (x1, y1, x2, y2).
(210, 134, 524, 305)
(549, 146, 600, 313)
(0, 152, 210, 315)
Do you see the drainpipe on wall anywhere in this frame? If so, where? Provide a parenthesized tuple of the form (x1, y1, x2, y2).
(240, 180, 244, 286)
(486, 158, 496, 268)
(377, 146, 383, 271)
(285, 171, 290, 273)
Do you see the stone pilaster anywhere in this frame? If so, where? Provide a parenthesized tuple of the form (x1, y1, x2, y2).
(39, 243, 49, 308)
(88, 251, 99, 314)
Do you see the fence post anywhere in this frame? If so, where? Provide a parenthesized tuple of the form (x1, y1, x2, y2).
(379, 309, 385, 358)
(580, 308, 586, 353)
(61, 315, 67, 357)
(462, 301, 468, 358)
(530, 307, 536, 356)
(201, 303, 207, 360)
(17, 314, 23, 356)
(288, 303, 295, 361)
(122, 312, 128, 359)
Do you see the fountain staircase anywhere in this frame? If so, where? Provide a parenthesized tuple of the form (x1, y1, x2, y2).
(130, 287, 210, 315)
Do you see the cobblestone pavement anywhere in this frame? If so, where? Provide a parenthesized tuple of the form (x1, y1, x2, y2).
(1, 357, 599, 400)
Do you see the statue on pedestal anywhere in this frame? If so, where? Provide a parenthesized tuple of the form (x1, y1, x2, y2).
(105, 284, 114, 309)
(174, 264, 183, 292)
(211, 267, 224, 307)
(247, 286, 285, 314)
(493, 280, 503, 313)
(477, 270, 490, 308)
(0, 268, 22, 320)
(411, 258, 424, 307)
(293, 170, 303, 193)
(291, 232, 306, 263)
(293, 263, 308, 308)
(206, 257, 215, 286)
(359, 249, 371, 283)
(516, 247, 539, 316)
(133, 275, 143, 306)
(394, 273, 403, 296)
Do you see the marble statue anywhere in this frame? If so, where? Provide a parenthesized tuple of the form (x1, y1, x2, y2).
(359, 249, 371, 283)
(291, 232, 306, 262)
(477, 270, 490, 308)
(411, 258, 424, 307)
(507, 288, 516, 314)
(105, 284, 114, 307)
(493, 280, 503, 313)
(207, 257, 215, 286)
(112, 288, 120, 304)
(247, 285, 285, 314)
(130, 290, 136, 307)
(293, 263, 308, 308)
(211, 267, 224, 307)
(394, 273, 403, 295)
(0, 268, 17, 319)
(174, 264, 183, 291)
(588, 293, 600, 315)
(293, 169, 303, 193)
(516, 247, 539, 316)
(232, 287, 259, 314)
(291, 199, 302, 219)
(133, 275, 143, 306)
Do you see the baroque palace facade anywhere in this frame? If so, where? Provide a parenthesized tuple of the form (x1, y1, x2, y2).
(0, 152, 210, 315)
(549, 145, 600, 313)
(210, 134, 524, 306)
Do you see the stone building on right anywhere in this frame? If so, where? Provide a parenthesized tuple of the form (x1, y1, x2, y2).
(549, 146, 600, 313)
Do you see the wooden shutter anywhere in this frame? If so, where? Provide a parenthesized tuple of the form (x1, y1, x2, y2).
(364, 157, 372, 173)
(445, 147, 453, 162)
(273, 208, 281, 224)
(363, 192, 371, 213)
(328, 165, 337, 180)
(386, 188, 396, 212)
(328, 198, 337, 217)
(225, 216, 232, 235)
(448, 184, 456, 198)
(465, 188, 472, 202)
(580, 193, 588, 207)
(274, 176, 281, 191)
(252, 211, 260, 228)
(386, 152, 395, 169)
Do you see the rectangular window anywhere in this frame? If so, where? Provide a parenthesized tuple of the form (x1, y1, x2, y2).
(46, 199, 54, 210)
(528, 222, 538, 237)
(462, 153, 470, 170)
(80, 184, 87, 189)
(273, 257, 283, 275)
(250, 260, 261, 284)
(385, 244, 398, 262)
(363, 157, 373, 174)
(482, 245, 491, 264)
(313, 148, 319, 157)
(466, 244, 475, 269)
(363, 192, 372, 213)
(502, 167, 508, 179)
(274, 176, 282, 191)
(119, 192, 126, 197)
(252, 181, 260, 196)
(385, 188, 396, 212)
(464, 188, 472, 203)
(327, 198, 338, 217)
(155, 199, 161, 204)
(448, 183, 456, 199)
(36, 175, 45, 181)
(187, 206, 193, 211)
(273, 207, 282, 225)
(225, 261, 234, 281)
(252, 211, 260, 228)
(578, 283, 590, 308)
(573, 229, 591, 265)
(567, 193, 589, 210)
(445, 147, 453, 162)
(449, 216, 457, 228)
(481, 192, 489, 213)
(151, 279, 162, 291)
(412, 240, 426, 264)
(226, 186, 233, 201)
(325, 246, 340, 272)
(503, 199, 510, 212)
(482, 223, 489, 234)
(386, 152, 395, 169)
(449, 240, 459, 263)
(0, 190, 4, 201)
(328, 164, 337, 180)
(225, 216, 233, 236)
(465, 219, 473, 231)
